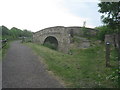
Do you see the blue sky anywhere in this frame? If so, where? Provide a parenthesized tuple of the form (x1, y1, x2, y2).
(62, 1, 102, 27)
(0, 0, 103, 32)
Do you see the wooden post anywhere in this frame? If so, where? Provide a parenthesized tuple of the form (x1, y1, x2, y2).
(106, 42, 110, 67)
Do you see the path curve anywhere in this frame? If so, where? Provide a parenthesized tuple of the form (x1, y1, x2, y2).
(2, 41, 63, 88)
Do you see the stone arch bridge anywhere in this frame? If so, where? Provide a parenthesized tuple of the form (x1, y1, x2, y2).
(33, 26, 97, 53)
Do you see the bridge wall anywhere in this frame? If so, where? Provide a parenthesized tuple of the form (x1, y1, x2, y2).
(33, 26, 98, 53)
(33, 26, 71, 53)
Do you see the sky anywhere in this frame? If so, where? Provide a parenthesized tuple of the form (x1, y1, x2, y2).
(0, 0, 103, 32)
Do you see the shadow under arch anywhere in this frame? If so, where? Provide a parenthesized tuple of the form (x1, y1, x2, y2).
(43, 36, 58, 50)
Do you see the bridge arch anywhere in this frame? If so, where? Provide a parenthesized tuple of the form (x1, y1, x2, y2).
(43, 36, 58, 50)
(33, 26, 71, 53)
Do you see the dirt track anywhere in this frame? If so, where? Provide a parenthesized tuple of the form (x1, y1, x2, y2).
(2, 41, 63, 88)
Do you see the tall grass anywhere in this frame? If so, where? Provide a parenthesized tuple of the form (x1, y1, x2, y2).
(26, 43, 118, 88)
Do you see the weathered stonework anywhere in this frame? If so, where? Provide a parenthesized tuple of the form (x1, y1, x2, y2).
(33, 26, 71, 53)
(33, 26, 98, 53)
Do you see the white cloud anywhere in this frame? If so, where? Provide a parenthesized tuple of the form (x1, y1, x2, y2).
(0, 0, 100, 32)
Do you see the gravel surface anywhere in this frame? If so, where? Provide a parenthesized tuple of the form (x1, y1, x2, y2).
(2, 41, 63, 88)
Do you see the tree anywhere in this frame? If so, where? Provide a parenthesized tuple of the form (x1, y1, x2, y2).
(22, 29, 32, 37)
(98, 2, 120, 50)
(2, 26, 10, 36)
(95, 25, 113, 41)
(98, 2, 120, 31)
(10, 27, 23, 39)
(1, 25, 33, 40)
(98, 1, 120, 86)
(2, 25, 11, 39)
(98, 2, 120, 47)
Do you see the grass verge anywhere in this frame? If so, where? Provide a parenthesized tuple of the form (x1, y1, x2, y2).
(25, 42, 118, 88)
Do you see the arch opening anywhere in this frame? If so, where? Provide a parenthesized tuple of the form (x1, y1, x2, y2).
(43, 36, 58, 50)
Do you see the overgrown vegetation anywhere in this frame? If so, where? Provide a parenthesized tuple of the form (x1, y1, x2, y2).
(26, 42, 118, 88)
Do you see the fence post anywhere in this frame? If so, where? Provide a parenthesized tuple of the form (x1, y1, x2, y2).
(106, 42, 110, 67)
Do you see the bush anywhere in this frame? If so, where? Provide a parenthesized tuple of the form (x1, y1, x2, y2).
(95, 26, 114, 41)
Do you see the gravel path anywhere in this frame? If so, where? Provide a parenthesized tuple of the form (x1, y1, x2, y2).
(2, 41, 63, 88)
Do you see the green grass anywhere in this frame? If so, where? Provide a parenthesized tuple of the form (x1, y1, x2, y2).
(25, 43, 118, 88)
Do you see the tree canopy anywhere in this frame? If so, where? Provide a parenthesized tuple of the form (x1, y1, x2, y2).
(98, 2, 120, 32)
(1, 25, 33, 40)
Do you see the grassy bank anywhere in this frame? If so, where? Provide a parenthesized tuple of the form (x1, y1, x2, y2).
(26, 43, 118, 88)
